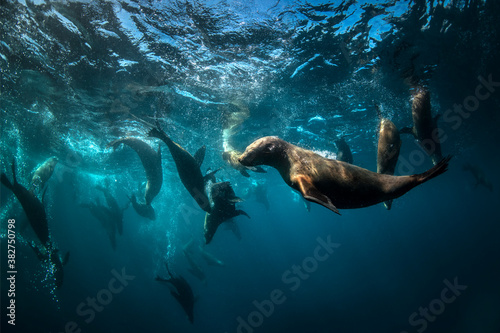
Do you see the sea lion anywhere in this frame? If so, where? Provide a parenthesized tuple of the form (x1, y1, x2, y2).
(28, 241, 69, 289)
(334, 137, 353, 164)
(238, 136, 451, 214)
(148, 122, 218, 213)
(156, 263, 196, 323)
(1, 160, 50, 247)
(128, 193, 156, 220)
(81, 199, 117, 250)
(222, 150, 267, 177)
(182, 247, 207, 284)
(107, 137, 162, 205)
(30, 156, 58, 195)
(204, 181, 250, 244)
(376, 115, 402, 210)
(96, 186, 128, 235)
(400, 87, 443, 165)
(463, 163, 493, 191)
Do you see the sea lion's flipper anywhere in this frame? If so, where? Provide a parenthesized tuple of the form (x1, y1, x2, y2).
(239, 169, 250, 177)
(194, 146, 206, 167)
(383, 200, 393, 210)
(41, 186, 48, 205)
(204, 168, 220, 183)
(62, 251, 70, 266)
(295, 176, 340, 215)
(235, 209, 250, 219)
(399, 126, 414, 136)
(0, 173, 13, 190)
(10, 159, 18, 185)
(253, 166, 267, 174)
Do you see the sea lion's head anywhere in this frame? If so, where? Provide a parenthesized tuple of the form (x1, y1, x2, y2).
(238, 136, 285, 167)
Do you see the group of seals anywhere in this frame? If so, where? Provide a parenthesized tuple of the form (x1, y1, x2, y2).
(238, 136, 450, 214)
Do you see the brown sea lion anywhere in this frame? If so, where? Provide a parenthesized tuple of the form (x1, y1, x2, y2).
(107, 137, 162, 205)
(376, 116, 402, 210)
(238, 136, 450, 214)
(222, 149, 266, 177)
(401, 87, 443, 165)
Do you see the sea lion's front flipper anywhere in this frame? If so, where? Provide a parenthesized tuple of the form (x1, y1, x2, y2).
(239, 169, 250, 177)
(295, 176, 340, 215)
(399, 126, 414, 136)
(204, 168, 221, 183)
(194, 146, 206, 167)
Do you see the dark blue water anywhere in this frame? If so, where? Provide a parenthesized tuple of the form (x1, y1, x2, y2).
(1, 1, 500, 332)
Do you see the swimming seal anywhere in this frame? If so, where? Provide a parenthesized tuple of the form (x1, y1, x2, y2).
(400, 87, 443, 165)
(222, 150, 267, 177)
(204, 181, 250, 244)
(107, 137, 162, 205)
(239, 136, 450, 214)
(1, 160, 50, 247)
(30, 156, 58, 195)
(376, 114, 402, 210)
(128, 193, 156, 220)
(156, 263, 196, 323)
(148, 122, 218, 213)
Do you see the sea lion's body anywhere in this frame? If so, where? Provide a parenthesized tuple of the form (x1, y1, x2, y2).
(148, 124, 215, 213)
(377, 118, 402, 210)
(129, 194, 156, 220)
(204, 181, 249, 244)
(30, 156, 58, 194)
(107, 137, 162, 205)
(81, 200, 117, 250)
(156, 264, 195, 323)
(402, 88, 443, 165)
(239, 137, 450, 214)
(1, 161, 50, 246)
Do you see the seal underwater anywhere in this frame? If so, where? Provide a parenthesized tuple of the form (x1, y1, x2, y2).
(30, 156, 58, 195)
(1, 160, 50, 246)
(148, 122, 217, 213)
(401, 87, 443, 165)
(107, 137, 162, 205)
(239, 136, 451, 214)
(376, 107, 402, 210)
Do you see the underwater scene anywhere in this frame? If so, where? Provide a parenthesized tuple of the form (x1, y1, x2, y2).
(1, 0, 500, 332)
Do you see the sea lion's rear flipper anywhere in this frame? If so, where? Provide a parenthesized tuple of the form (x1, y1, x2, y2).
(295, 176, 340, 215)
(235, 209, 250, 219)
(0, 173, 13, 190)
(239, 169, 250, 177)
(204, 168, 220, 183)
(62, 251, 70, 266)
(194, 146, 206, 167)
(399, 126, 414, 136)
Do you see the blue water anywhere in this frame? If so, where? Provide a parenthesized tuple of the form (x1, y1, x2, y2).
(1, 1, 500, 332)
